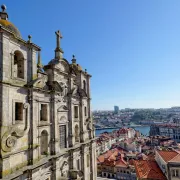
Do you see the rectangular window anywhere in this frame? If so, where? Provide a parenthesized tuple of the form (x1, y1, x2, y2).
(15, 102, 23, 120)
(40, 104, 47, 121)
(172, 170, 179, 177)
(77, 159, 81, 170)
(84, 106, 87, 116)
(59, 125, 66, 149)
(87, 154, 90, 167)
(74, 106, 78, 118)
(176, 170, 179, 177)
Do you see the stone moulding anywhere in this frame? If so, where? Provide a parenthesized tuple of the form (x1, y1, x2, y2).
(1, 103, 29, 153)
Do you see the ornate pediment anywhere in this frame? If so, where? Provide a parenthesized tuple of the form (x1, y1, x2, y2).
(47, 81, 63, 92)
(28, 76, 48, 90)
(78, 88, 87, 98)
(57, 105, 68, 112)
(68, 87, 87, 98)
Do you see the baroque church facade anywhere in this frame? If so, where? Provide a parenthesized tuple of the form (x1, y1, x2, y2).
(0, 5, 97, 180)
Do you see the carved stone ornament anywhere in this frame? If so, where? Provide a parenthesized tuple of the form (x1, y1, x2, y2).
(1, 103, 29, 152)
(57, 105, 68, 112)
(60, 161, 69, 177)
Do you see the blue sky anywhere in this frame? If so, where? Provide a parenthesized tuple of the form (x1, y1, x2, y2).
(4, 0, 180, 110)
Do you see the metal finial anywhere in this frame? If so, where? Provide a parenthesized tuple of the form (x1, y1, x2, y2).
(72, 54, 76, 63)
(1, 5, 6, 12)
(28, 35, 32, 42)
(85, 69, 87, 73)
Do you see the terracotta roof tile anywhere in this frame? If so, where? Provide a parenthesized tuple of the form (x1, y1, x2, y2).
(115, 158, 128, 168)
(134, 160, 167, 180)
(157, 150, 179, 162)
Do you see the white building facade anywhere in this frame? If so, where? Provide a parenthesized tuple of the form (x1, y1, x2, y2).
(0, 5, 97, 180)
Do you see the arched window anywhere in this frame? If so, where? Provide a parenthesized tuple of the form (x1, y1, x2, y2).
(14, 51, 24, 79)
(83, 80, 86, 92)
(40, 130, 48, 155)
(75, 125, 79, 142)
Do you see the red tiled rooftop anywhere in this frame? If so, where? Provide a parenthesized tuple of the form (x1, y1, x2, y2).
(118, 128, 128, 134)
(157, 150, 179, 162)
(115, 158, 127, 168)
(134, 160, 167, 180)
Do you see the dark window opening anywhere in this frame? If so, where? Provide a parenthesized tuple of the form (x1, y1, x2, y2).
(87, 154, 90, 167)
(83, 80, 86, 92)
(14, 51, 24, 79)
(40, 104, 47, 121)
(15, 102, 23, 121)
(74, 106, 78, 118)
(84, 106, 87, 116)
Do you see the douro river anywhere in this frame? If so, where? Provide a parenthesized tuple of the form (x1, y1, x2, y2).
(95, 126, 150, 136)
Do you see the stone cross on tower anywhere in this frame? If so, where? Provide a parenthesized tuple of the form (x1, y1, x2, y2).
(55, 30, 62, 49)
(55, 30, 63, 59)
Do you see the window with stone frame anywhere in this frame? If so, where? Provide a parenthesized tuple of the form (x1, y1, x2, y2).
(15, 102, 23, 121)
(87, 154, 90, 167)
(40, 130, 48, 155)
(59, 125, 66, 149)
(77, 159, 81, 170)
(84, 106, 87, 116)
(83, 80, 86, 92)
(74, 106, 79, 118)
(40, 104, 48, 121)
(14, 51, 24, 79)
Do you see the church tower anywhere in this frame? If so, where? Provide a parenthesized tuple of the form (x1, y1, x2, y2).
(0, 4, 97, 180)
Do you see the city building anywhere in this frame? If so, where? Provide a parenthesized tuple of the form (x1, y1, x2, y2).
(96, 133, 116, 156)
(116, 128, 136, 139)
(150, 124, 180, 143)
(155, 150, 180, 180)
(134, 160, 167, 180)
(0, 5, 96, 180)
(114, 106, 119, 114)
(97, 148, 136, 180)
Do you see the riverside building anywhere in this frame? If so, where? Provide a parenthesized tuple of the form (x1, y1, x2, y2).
(0, 5, 97, 180)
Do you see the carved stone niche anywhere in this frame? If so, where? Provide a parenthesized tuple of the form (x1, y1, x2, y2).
(60, 161, 69, 178)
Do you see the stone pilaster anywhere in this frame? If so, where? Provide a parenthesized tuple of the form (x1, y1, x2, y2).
(68, 77, 74, 147)
(81, 144, 86, 180)
(90, 141, 97, 180)
(50, 94, 56, 155)
(79, 98, 85, 142)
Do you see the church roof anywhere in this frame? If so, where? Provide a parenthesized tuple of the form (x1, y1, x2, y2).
(0, 5, 21, 38)
(0, 19, 21, 38)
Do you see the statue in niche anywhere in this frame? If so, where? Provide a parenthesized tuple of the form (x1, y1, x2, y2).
(59, 82, 68, 96)
(60, 161, 68, 177)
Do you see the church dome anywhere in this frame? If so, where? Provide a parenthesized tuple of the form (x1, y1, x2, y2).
(0, 19, 21, 38)
(0, 5, 21, 38)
